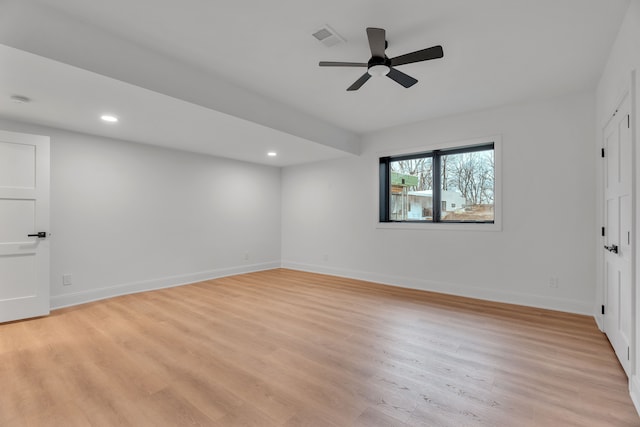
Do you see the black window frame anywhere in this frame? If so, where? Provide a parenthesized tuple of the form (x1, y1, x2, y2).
(379, 142, 495, 224)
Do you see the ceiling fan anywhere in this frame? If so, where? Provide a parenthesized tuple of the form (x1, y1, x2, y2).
(319, 27, 444, 91)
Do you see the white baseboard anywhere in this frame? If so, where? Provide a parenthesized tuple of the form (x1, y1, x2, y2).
(52, 259, 596, 316)
(630, 375, 640, 417)
(594, 312, 604, 331)
(281, 261, 594, 315)
(50, 261, 280, 310)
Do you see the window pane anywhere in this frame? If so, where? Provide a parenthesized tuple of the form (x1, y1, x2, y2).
(440, 149, 494, 222)
(390, 157, 433, 221)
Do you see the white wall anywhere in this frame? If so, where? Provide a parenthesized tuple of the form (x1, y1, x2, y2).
(596, 0, 640, 412)
(282, 91, 596, 314)
(0, 118, 282, 308)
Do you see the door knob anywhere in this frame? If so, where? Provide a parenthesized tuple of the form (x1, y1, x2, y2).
(27, 232, 47, 238)
(604, 244, 618, 254)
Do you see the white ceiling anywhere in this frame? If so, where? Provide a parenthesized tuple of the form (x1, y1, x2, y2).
(0, 45, 347, 167)
(0, 0, 630, 166)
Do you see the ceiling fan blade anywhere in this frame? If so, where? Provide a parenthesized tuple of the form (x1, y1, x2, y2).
(319, 61, 368, 67)
(347, 73, 372, 91)
(387, 68, 418, 88)
(390, 45, 444, 67)
(366, 27, 386, 58)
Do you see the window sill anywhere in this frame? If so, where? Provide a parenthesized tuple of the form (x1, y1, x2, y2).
(376, 221, 502, 232)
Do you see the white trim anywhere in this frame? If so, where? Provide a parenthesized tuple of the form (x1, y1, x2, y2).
(375, 135, 503, 232)
(50, 261, 280, 310)
(376, 221, 501, 232)
(594, 312, 604, 332)
(630, 375, 640, 417)
(631, 68, 637, 381)
(282, 261, 593, 315)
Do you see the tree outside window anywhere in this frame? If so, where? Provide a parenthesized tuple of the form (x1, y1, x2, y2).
(380, 143, 494, 223)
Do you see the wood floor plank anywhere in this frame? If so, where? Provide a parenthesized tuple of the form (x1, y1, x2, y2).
(1, 268, 638, 426)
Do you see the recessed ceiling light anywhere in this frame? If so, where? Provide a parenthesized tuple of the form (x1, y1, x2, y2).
(101, 114, 118, 123)
(10, 95, 31, 104)
(267, 152, 277, 157)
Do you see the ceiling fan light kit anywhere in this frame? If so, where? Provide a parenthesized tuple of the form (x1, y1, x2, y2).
(319, 27, 444, 91)
(368, 64, 390, 77)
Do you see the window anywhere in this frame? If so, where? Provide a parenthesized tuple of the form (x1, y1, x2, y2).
(380, 142, 495, 223)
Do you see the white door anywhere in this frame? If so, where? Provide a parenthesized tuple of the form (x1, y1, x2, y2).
(603, 94, 633, 376)
(0, 129, 50, 323)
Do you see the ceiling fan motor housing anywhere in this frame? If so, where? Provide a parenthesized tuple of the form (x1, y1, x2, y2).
(368, 56, 390, 68)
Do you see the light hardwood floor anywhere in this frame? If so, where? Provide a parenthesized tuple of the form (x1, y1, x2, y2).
(1, 269, 638, 426)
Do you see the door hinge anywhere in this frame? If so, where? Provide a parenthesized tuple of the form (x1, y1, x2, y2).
(629, 114, 631, 129)
(602, 305, 605, 315)
(628, 346, 630, 360)
(601, 148, 605, 158)
(602, 226, 605, 237)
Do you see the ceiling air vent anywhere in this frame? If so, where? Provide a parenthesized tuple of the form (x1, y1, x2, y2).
(312, 25, 345, 48)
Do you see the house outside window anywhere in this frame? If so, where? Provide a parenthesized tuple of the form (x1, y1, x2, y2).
(379, 142, 496, 224)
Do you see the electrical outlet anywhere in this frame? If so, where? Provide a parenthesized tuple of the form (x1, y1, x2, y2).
(63, 274, 72, 286)
(323, 254, 329, 262)
(549, 277, 559, 288)
(244, 252, 249, 261)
